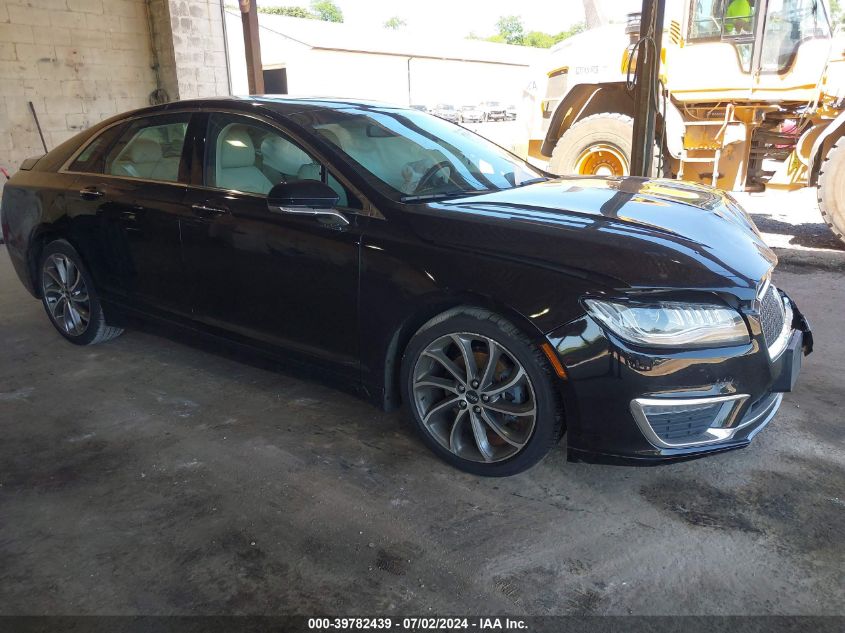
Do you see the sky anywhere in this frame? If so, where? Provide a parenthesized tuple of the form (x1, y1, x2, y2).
(257, 0, 643, 41)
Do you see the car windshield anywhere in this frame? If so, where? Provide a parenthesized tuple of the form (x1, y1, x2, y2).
(292, 107, 544, 201)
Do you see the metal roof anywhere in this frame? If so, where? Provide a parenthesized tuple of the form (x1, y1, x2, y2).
(230, 12, 548, 67)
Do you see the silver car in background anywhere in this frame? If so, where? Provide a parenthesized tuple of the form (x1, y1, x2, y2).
(433, 104, 459, 123)
(459, 105, 483, 123)
(479, 101, 507, 121)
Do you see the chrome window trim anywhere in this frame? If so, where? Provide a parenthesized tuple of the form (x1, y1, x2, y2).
(58, 109, 197, 176)
(630, 393, 750, 449)
(58, 106, 383, 220)
(199, 109, 383, 219)
(54, 171, 191, 190)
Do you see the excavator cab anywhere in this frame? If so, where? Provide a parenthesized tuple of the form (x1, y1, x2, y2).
(527, 0, 845, 244)
(670, 0, 834, 102)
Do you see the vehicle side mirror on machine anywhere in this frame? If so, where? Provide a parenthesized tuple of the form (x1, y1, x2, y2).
(267, 179, 349, 225)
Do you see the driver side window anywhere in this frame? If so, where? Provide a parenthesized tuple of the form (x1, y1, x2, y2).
(688, 0, 758, 71)
(203, 113, 361, 209)
(689, 0, 758, 39)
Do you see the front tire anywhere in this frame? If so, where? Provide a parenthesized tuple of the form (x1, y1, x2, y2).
(818, 136, 845, 244)
(550, 113, 633, 177)
(549, 112, 666, 178)
(401, 308, 565, 476)
(39, 240, 123, 346)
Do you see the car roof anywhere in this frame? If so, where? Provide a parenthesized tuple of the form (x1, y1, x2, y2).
(123, 95, 413, 119)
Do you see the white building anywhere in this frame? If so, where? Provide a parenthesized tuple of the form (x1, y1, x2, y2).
(224, 12, 546, 107)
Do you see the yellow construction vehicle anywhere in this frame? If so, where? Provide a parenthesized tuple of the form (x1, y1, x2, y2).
(521, 0, 845, 243)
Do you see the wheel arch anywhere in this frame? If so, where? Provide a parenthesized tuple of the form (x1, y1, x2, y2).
(809, 111, 845, 186)
(380, 293, 552, 412)
(541, 82, 682, 160)
(541, 83, 635, 157)
(27, 223, 78, 298)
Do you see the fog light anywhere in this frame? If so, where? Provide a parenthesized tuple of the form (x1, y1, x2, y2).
(630, 394, 748, 448)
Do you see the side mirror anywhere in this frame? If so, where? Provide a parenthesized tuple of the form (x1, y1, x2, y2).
(267, 179, 349, 225)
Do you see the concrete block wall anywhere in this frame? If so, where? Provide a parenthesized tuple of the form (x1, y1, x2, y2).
(1, 0, 158, 188)
(165, 0, 231, 99)
(0, 0, 230, 199)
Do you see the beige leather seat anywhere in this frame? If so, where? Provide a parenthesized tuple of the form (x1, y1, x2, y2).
(215, 125, 272, 194)
(260, 135, 312, 180)
(111, 138, 179, 180)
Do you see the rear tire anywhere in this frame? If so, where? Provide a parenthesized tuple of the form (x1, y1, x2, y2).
(549, 112, 663, 178)
(38, 240, 123, 346)
(401, 307, 565, 477)
(818, 136, 845, 244)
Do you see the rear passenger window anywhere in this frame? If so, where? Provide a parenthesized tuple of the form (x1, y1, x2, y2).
(104, 115, 190, 183)
(67, 125, 126, 174)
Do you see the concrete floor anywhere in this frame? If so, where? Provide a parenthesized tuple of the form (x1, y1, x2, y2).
(1, 235, 843, 615)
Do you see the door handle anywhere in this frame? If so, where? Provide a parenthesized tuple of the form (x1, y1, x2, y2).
(79, 187, 104, 201)
(191, 203, 228, 217)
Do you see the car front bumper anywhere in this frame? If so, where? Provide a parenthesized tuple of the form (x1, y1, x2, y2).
(547, 292, 812, 464)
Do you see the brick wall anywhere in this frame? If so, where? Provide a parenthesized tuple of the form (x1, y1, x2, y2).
(0, 0, 230, 198)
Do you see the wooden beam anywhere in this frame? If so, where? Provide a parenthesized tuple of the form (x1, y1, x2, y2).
(239, 0, 264, 94)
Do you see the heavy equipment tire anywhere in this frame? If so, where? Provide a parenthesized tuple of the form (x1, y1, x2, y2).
(549, 112, 664, 178)
(401, 307, 565, 477)
(818, 136, 845, 244)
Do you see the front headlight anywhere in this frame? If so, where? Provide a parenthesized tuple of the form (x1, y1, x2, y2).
(583, 299, 750, 348)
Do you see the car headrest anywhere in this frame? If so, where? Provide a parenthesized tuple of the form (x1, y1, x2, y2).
(296, 163, 322, 181)
(219, 126, 256, 169)
(261, 135, 311, 175)
(316, 128, 342, 149)
(127, 138, 163, 164)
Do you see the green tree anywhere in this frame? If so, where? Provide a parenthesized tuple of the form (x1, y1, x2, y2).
(523, 31, 556, 48)
(468, 18, 585, 49)
(259, 6, 316, 19)
(311, 0, 343, 22)
(494, 15, 525, 45)
(830, 0, 844, 26)
(553, 22, 586, 44)
(384, 16, 407, 30)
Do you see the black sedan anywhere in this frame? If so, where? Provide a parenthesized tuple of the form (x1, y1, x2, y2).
(1, 97, 812, 476)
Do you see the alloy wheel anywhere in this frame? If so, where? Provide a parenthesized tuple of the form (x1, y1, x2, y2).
(411, 332, 537, 463)
(42, 253, 91, 337)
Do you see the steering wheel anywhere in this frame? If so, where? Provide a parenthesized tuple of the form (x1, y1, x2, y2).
(414, 161, 454, 194)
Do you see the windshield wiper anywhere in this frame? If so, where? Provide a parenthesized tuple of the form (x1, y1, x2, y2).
(400, 189, 497, 203)
(514, 177, 549, 187)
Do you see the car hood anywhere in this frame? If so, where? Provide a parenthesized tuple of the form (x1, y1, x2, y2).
(411, 176, 776, 299)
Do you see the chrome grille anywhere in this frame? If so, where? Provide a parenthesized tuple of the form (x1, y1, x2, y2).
(760, 284, 785, 348)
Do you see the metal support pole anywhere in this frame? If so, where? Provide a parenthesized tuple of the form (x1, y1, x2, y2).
(239, 0, 264, 95)
(629, 0, 665, 177)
